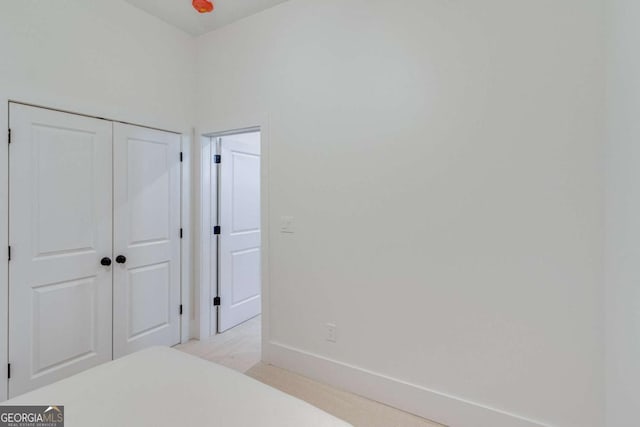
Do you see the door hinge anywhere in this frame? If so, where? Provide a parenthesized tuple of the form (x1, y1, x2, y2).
(180, 228, 183, 239)
(213, 296, 221, 307)
(180, 152, 183, 162)
(7, 128, 11, 144)
(7, 246, 11, 261)
(213, 226, 221, 235)
(7, 363, 10, 379)
(179, 304, 183, 315)
(214, 154, 221, 164)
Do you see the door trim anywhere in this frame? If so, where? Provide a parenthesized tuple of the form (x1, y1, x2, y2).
(180, 131, 192, 344)
(8, 100, 181, 135)
(196, 116, 270, 347)
(203, 126, 260, 139)
(1, 102, 9, 401)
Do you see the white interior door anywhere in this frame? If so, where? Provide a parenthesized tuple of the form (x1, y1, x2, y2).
(218, 132, 261, 333)
(113, 123, 181, 358)
(8, 104, 113, 397)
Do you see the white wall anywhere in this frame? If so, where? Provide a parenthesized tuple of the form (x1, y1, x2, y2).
(605, 0, 640, 425)
(0, 1, 195, 132)
(0, 0, 196, 401)
(196, 1, 605, 426)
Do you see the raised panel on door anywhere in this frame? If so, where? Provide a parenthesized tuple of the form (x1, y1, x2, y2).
(113, 123, 181, 358)
(218, 132, 261, 333)
(8, 103, 113, 398)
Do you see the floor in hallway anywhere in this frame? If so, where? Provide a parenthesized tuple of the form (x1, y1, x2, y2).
(175, 315, 261, 373)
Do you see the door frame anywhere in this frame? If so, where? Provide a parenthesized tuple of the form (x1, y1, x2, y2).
(1, 102, 9, 402)
(195, 115, 270, 352)
(1, 101, 192, 400)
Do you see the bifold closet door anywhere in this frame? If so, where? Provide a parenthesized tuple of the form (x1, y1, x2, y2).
(113, 123, 181, 358)
(8, 104, 113, 397)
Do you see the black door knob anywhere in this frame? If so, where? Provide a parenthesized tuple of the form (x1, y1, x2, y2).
(100, 257, 112, 266)
(116, 255, 127, 264)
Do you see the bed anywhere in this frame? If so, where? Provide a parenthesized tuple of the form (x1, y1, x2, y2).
(2, 347, 352, 427)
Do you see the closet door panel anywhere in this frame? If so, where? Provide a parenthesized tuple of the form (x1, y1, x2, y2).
(113, 123, 181, 358)
(8, 103, 113, 398)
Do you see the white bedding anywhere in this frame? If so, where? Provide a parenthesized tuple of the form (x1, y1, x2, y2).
(2, 347, 352, 427)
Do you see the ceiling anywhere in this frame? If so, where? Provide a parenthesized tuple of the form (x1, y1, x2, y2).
(125, 0, 290, 36)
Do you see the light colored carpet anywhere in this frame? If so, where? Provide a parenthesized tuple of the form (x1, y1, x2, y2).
(177, 316, 444, 427)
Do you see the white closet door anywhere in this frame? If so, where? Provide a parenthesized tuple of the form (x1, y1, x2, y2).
(113, 123, 181, 358)
(218, 133, 261, 332)
(8, 104, 113, 398)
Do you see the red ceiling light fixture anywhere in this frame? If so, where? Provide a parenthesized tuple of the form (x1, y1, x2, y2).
(192, 0, 214, 13)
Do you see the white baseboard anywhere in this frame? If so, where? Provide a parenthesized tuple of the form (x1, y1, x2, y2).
(264, 341, 550, 427)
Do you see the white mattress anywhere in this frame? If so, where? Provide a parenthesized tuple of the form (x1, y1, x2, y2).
(2, 347, 352, 427)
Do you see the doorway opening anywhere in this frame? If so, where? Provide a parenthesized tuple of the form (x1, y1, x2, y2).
(183, 127, 262, 373)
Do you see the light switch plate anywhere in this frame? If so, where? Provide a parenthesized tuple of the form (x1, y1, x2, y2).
(280, 216, 295, 233)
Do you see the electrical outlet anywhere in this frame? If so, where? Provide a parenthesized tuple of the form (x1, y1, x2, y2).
(325, 323, 337, 343)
